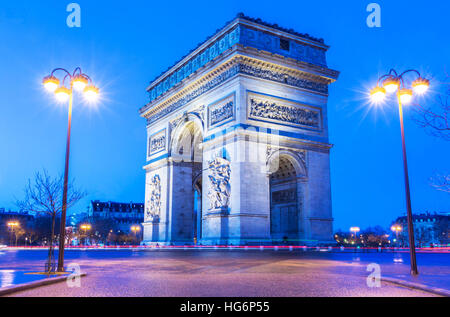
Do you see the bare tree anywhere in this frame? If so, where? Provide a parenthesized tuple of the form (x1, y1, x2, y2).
(430, 174, 450, 194)
(412, 75, 450, 139)
(17, 169, 85, 272)
(412, 76, 450, 193)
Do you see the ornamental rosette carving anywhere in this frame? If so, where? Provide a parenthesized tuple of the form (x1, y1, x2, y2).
(207, 157, 231, 210)
(146, 174, 161, 221)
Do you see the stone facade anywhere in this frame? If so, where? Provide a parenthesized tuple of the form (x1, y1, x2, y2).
(89, 201, 144, 233)
(140, 14, 339, 245)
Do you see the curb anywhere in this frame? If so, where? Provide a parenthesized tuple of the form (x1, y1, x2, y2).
(0, 273, 86, 296)
(382, 277, 450, 297)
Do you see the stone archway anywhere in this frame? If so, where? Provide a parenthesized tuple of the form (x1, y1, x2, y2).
(267, 151, 306, 245)
(170, 119, 204, 244)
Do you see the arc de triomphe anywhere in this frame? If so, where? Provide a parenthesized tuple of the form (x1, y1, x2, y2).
(139, 14, 339, 245)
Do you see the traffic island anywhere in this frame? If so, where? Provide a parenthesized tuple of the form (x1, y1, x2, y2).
(382, 277, 450, 297)
(0, 272, 86, 296)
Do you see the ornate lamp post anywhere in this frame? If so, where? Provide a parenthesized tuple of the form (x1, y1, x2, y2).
(42, 68, 99, 272)
(370, 69, 430, 276)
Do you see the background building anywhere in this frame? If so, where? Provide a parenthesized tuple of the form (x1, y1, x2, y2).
(88, 200, 144, 233)
(0, 208, 35, 245)
(0, 208, 35, 223)
(392, 212, 449, 247)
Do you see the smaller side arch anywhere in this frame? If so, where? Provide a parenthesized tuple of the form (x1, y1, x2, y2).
(169, 113, 204, 160)
(266, 149, 307, 179)
(267, 149, 307, 245)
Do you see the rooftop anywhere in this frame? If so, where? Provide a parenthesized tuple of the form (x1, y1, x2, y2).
(147, 13, 326, 86)
(143, 13, 334, 109)
(395, 212, 449, 222)
(91, 201, 144, 213)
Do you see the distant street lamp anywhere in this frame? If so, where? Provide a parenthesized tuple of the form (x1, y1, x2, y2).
(370, 69, 429, 276)
(391, 224, 403, 247)
(7, 221, 19, 247)
(131, 225, 141, 244)
(350, 227, 360, 240)
(43, 67, 99, 272)
(79, 223, 92, 245)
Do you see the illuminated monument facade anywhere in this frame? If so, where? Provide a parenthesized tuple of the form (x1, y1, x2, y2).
(139, 14, 339, 245)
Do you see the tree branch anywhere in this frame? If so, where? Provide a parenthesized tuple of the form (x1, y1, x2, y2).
(16, 169, 86, 217)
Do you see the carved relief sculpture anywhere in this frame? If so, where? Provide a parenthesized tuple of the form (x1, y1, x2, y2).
(207, 157, 231, 210)
(208, 94, 235, 128)
(249, 95, 320, 129)
(149, 130, 166, 156)
(210, 101, 233, 126)
(146, 174, 161, 220)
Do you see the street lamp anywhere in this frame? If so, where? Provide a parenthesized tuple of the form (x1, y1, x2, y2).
(131, 225, 141, 245)
(79, 223, 92, 245)
(43, 67, 99, 272)
(350, 227, 360, 239)
(7, 221, 19, 247)
(391, 224, 403, 247)
(370, 69, 429, 276)
(80, 224, 92, 231)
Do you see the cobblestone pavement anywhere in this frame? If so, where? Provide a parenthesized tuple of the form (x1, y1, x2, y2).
(0, 249, 447, 297)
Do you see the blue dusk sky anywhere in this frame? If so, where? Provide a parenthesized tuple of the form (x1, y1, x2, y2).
(0, 0, 448, 231)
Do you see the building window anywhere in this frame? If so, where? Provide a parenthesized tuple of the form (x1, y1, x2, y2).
(280, 38, 290, 51)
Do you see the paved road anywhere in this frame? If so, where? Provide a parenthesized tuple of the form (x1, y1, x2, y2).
(0, 249, 447, 297)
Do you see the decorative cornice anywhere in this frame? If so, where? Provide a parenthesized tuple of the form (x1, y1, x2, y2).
(142, 60, 239, 124)
(141, 55, 335, 125)
(145, 14, 334, 102)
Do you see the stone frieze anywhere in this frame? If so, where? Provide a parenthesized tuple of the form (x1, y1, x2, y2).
(248, 92, 321, 129)
(208, 93, 235, 128)
(148, 129, 166, 156)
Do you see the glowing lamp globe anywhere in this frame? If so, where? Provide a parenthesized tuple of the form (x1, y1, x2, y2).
(54, 86, 71, 102)
(43, 75, 60, 92)
(83, 85, 99, 102)
(72, 75, 88, 92)
(412, 77, 430, 95)
(370, 86, 386, 103)
(399, 88, 413, 104)
(382, 77, 400, 93)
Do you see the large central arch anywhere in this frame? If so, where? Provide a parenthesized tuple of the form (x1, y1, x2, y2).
(170, 117, 204, 244)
